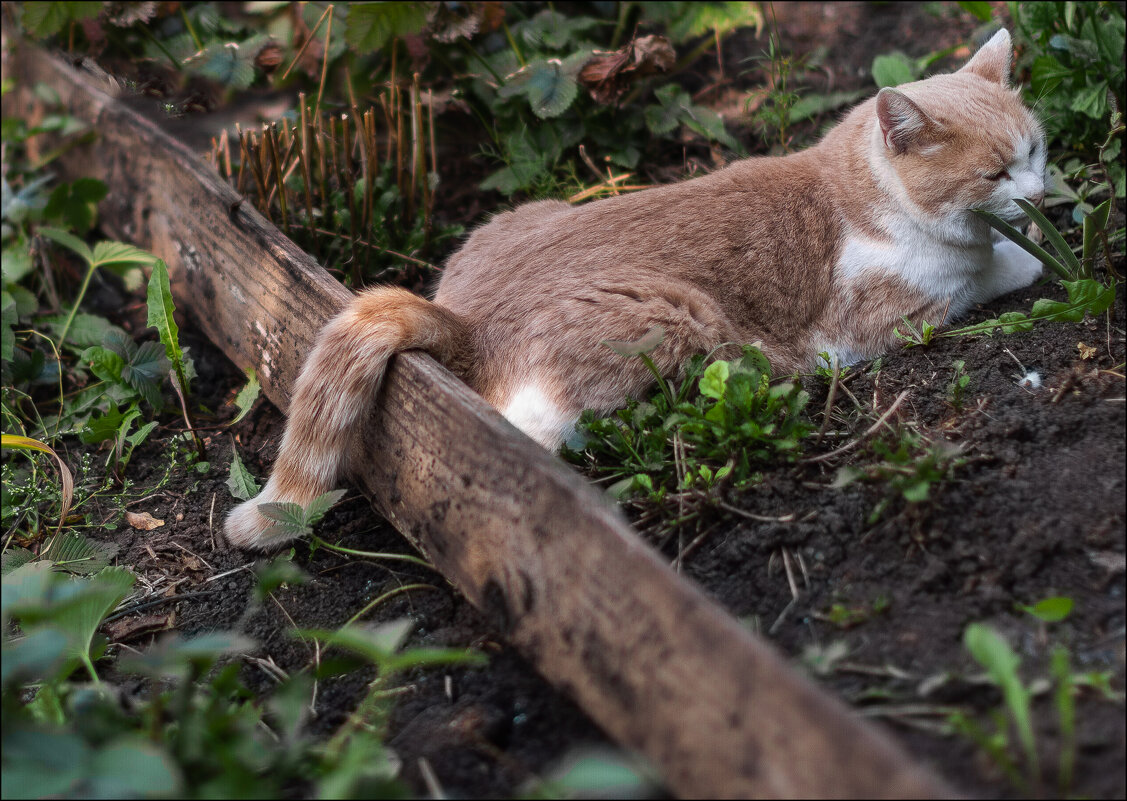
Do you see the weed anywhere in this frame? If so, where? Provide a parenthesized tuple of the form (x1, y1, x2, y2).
(1, 549, 485, 798)
(950, 602, 1123, 796)
(562, 340, 810, 502)
(257, 489, 348, 542)
(1011, 1, 1126, 200)
(946, 360, 972, 411)
(833, 428, 966, 523)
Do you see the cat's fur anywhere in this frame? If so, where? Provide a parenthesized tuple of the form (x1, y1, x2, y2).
(227, 29, 1046, 550)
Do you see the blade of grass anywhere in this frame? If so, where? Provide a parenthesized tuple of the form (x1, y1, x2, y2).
(971, 209, 1073, 281)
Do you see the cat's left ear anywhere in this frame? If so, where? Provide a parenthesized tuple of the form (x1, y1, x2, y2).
(959, 28, 1012, 85)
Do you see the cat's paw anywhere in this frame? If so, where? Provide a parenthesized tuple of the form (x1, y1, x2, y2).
(224, 492, 298, 552)
(974, 239, 1043, 303)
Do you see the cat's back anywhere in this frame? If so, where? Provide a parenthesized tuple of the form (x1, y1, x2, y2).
(437, 148, 841, 317)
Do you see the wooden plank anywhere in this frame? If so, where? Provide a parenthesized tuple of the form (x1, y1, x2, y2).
(8, 42, 953, 799)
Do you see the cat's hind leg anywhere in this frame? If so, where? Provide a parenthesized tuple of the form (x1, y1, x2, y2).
(483, 280, 739, 451)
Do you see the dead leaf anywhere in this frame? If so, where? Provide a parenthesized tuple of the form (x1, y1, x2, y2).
(1078, 342, 1096, 360)
(580, 35, 676, 105)
(125, 510, 165, 531)
(106, 613, 172, 642)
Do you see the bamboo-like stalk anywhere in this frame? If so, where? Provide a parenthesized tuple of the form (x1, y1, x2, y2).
(408, 77, 419, 219)
(315, 110, 329, 220)
(264, 123, 290, 237)
(298, 94, 317, 244)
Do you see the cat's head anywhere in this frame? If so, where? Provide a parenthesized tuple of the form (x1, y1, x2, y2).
(871, 29, 1046, 229)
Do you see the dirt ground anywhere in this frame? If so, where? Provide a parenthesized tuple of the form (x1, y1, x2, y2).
(30, 2, 1127, 798)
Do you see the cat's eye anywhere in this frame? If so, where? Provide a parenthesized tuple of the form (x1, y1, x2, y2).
(985, 169, 1011, 182)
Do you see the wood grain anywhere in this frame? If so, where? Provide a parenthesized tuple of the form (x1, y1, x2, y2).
(8, 42, 953, 799)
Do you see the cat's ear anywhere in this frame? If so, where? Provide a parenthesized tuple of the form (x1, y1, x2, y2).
(875, 88, 937, 154)
(959, 28, 1012, 85)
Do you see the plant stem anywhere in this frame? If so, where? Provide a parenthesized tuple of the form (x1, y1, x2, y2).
(54, 258, 97, 353)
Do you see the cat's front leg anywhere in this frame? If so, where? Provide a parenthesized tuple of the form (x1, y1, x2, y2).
(971, 239, 1043, 304)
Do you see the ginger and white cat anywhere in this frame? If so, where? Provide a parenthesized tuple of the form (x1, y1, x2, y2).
(227, 29, 1046, 550)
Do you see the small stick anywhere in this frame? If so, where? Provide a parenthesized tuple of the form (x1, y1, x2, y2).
(817, 353, 841, 442)
(299, 94, 316, 241)
(805, 389, 910, 463)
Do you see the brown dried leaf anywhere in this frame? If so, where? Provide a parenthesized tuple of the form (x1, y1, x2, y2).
(579, 35, 676, 105)
(106, 613, 172, 642)
(125, 510, 166, 531)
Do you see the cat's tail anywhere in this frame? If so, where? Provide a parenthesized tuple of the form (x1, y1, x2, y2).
(225, 286, 472, 550)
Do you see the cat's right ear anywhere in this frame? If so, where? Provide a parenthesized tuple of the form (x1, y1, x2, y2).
(959, 28, 1012, 85)
(876, 88, 935, 155)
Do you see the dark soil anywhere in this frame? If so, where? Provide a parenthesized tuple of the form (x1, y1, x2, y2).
(36, 2, 1126, 799)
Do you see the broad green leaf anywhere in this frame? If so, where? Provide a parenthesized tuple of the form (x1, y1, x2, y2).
(258, 501, 307, 527)
(85, 738, 183, 797)
(871, 52, 918, 88)
(49, 567, 135, 680)
(230, 368, 261, 425)
(183, 42, 256, 89)
(344, 2, 429, 52)
(964, 623, 1036, 773)
(146, 260, 188, 396)
(42, 313, 122, 349)
(38, 225, 93, 265)
(43, 531, 118, 576)
(2, 242, 34, 282)
(515, 9, 599, 50)
(226, 449, 261, 501)
(699, 360, 730, 400)
(1069, 80, 1108, 118)
(304, 489, 348, 524)
(1083, 198, 1112, 265)
(956, 1, 993, 21)
(1019, 596, 1074, 622)
(44, 178, 107, 234)
(499, 58, 580, 119)
(20, 1, 101, 36)
(119, 632, 256, 679)
(91, 240, 159, 270)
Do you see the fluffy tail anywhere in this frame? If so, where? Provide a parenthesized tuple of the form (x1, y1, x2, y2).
(225, 286, 471, 550)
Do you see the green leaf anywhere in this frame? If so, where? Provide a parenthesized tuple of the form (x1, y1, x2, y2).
(51, 567, 135, 680)
(146, 260, 188, 396)
(44, 178, 107, 234)
(43, 313, 122, 349)
(344, 2, 429, 52)
(38, 225, 93, 265)
(1019, 596, 1074, 622)
(91, 240, 159, 271)
(1082, 198, 1112, 266)
(1, 242, 34, 284)
(499, 58, 580, 119)
(42, 532, 118, 576)
(970, 208, 1073, 281)
(20, 1, 101, 37)
(304, 489, 347, 524)
(226, 449, 261, 502)
(85, 738, 183, 798)
(871, 52, 918, 88)
(1069, 80, 1108, 118)
(699, 360, 730, 400)
(258, 502, 307, 527)
(183, 42, 256, 90)
(1013, 199, 1083, 276)
(964, 623, 1037, 776)
(956, 1, 993, 22)
(230, 369, 261, 425)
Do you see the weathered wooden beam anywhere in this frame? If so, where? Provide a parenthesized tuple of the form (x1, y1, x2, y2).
(8, 41, 953, 799)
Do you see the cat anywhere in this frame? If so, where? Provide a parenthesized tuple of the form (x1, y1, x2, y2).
(226, 29, 1046, 550)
